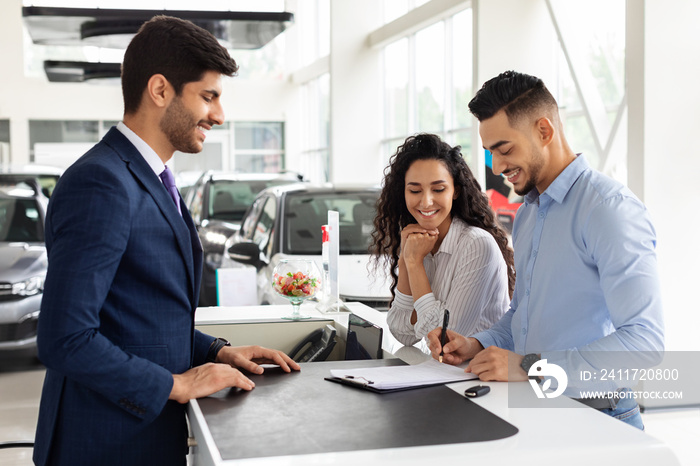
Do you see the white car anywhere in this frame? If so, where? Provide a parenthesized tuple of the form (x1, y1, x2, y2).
(0, 180, 48, 354)
(183, 170, 306, 306)
(220, 184, 392, 310)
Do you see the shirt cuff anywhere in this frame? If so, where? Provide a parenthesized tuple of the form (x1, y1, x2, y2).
(413, 292, 435, 311)
(413, 293, 441, 339)
(471, 330, 498, 349)
(393, 289, 414, 310)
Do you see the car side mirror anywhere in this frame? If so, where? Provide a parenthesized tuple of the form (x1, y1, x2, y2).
(226, 242, 264, 270)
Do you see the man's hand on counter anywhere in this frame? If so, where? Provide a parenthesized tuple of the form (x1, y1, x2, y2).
(169, 346, 300, 404)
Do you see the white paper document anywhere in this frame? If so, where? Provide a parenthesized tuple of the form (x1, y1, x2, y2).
(216, 267, 257, 306)
(329, 359, 478, 390)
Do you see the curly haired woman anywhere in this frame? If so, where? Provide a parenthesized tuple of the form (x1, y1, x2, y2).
(371, 133, 515, 347)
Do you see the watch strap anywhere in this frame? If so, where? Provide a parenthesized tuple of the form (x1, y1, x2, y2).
(206, 337, 232, 363)
(520, 353, 542, 383)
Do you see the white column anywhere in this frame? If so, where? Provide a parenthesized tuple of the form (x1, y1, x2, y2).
(472, 0, 557, 187)
(637, 0, 700, 351)
(0, 0, 28, 164)
(475, 0, 557, 91)
(328, 0, 384, 184)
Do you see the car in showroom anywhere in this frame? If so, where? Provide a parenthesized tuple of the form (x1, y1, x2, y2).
(220, 183, 392, 310)
(0, 164, 62, 198)
(0, 180, 48, 355)
(183, 170, 306, 306)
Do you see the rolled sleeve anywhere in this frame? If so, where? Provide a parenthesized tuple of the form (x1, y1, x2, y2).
(386, 290, 420, 346)
(387, 290, 444, 346)
(413, 293, 443, 339)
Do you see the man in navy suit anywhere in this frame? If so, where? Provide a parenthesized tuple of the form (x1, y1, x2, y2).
(33, 16, 300, 466)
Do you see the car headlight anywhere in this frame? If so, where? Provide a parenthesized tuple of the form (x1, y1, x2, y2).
(12, 275, 45, 297)
(205, 253, 224, 270)
(203, 231, 229, 247)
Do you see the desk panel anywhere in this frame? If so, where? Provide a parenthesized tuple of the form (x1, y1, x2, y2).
(197, 359, 518, 461)
(190, 304, 680, 466)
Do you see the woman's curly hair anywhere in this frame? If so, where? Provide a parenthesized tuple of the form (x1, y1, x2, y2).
(370, 133, 515, 299)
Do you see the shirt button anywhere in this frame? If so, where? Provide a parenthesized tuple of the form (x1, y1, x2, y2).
(522, 328, 527, 335)
(539, 212, 545, 218)
(525, 289, 530, 296)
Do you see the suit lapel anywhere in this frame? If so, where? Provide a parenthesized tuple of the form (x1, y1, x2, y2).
(104, 129, 199, 303)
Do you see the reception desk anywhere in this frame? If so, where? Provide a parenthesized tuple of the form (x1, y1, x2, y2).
(190, 303, 679, 466)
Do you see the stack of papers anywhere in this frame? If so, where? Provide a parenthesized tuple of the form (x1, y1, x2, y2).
(328, 359, 477, 392)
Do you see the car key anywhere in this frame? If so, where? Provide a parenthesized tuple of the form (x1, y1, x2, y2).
(464, 385, 490, 398)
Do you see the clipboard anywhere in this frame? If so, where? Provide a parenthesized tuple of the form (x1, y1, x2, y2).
(324, 359, 478, 393)
(324, 375, 452, 393)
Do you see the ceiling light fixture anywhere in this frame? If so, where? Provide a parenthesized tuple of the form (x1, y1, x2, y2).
(23, 6, 294, 82)
(23, 6, 294, 49)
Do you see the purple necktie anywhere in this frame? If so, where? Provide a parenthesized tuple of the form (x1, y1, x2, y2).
(159, 166, 182, 215)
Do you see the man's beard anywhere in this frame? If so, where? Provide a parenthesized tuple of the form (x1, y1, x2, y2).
(514, 145, 545, 195)
(160, 96, 202, 154)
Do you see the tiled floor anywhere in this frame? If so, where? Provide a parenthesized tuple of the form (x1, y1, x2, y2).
(0, 356, 43, 466)
(1, 358, 698, 466)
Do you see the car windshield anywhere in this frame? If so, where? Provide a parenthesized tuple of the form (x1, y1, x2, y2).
(0, 174, 59, 198)
(0, 197, 43, 242)
(283, 191, 378, 255)
(208, 179, 296, 222)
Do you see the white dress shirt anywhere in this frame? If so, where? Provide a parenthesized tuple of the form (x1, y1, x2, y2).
(116, 121, 166, 178)
(387, 217, 510, 346)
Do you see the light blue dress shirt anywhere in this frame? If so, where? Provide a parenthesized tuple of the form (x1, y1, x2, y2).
(472, 155, 664, 391)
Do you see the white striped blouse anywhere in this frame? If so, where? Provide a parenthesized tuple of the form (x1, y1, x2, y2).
(386, 217, 510, 347)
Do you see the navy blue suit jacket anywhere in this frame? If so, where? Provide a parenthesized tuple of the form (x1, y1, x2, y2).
(34, 128, 215, 466)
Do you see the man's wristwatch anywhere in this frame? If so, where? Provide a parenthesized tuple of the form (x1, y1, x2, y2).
(520, 353, 542, 382)
(206, 337, 231, 363)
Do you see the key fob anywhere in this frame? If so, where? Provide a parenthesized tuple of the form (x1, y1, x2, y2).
(464, 385, 490, 398)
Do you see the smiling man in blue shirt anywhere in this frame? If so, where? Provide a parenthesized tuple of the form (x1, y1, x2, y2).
(428, 70, 663, 429)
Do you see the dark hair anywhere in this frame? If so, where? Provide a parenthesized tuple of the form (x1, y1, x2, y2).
(468, 70, 558, 124)
(121, 15, 239, 114)
(370, 133, 515, 299)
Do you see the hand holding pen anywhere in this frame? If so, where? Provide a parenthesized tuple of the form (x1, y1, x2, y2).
(438, 309, 450, 363)
(428, 325, 484, 366)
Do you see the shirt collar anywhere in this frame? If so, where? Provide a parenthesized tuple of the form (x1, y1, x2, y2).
(523, 154, 589, 206)
(116, 121, 166, 177)
(435, 216, 465, 256)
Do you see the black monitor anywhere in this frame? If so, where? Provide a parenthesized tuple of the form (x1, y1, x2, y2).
(344, 313, 383, 360)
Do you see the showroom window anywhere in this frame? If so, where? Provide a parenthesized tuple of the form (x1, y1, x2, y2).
(28, 119, 285, 175)
(296, 0, 330, 69)
(381, 6, 473, 168)
(233, 122, 285, 173)
(547, 0, 627, 183)
(0, 120, 9, 171)
(171, 121, 286, 174)
(28, 120, 100, 167)
(295, 0, 331, 183)
(299, 73, 330, 183)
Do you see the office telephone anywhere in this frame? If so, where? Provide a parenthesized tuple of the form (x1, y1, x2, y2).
(288, 324, 337, 363)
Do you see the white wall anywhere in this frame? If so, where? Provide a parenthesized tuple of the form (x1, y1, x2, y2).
(476, 0, 557, 85)
(642, 0, 700, 351)
(328, 0, 384, 185)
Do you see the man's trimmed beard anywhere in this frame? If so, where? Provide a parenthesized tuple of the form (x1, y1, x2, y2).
(160, 96, 202, 154)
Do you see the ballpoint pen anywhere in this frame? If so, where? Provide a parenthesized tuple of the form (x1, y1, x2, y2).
(438, 309, 450, 363)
